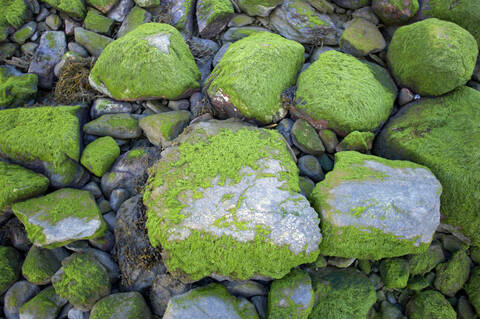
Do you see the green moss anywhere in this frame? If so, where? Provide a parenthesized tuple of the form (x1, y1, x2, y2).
(127, 148, 146, 159)
(84, 10, 114, 34)
(465, 267, 480, 315)
(0, 66, 38, 108)
(379, 257, 409, 288)
(81, 136, 120, 177)
(117, 6, 149, 37)
(12, 24, 35, 44)
(472, 246, 480, 264)
(19, 287, 63, 318)
(387, 18, 477, 96)
(173, 0, 194, 31)
(372, 0, 419, 25)
(287, 0, 328, 28)
(197, 0, 234, 26)
(336, 131, 374, 153)
(237, 0, 282, 15)
(74, 27, 113, 57)
(139, 111, 191, 147)
(42, 0, 85, 19)
(433, 249, 470, 296)
(90, 292, 149, 319)
(340, 18, 386, 56)
(406, 290, 456, 319)
(291, 119, 325, 155)
(0, 0, 27, 29)
(22, 246, 61, 285)
(0, 246, 21, 295)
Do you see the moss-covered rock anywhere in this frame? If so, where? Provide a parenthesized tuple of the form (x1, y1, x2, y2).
(143, 120, 321, 281)
(22, 246, 66, 285)
(310, 268, 376, 319)
(372, 0, 419, 25)
(196, 0, 234, 38)
(238, 0, 283, 16)
(117, 5, 151, 38)
(268, 268, 313, 319)
(74, 27, 113, 57)
(387, 18, 477, 96)
(84, 9, 114, 35)
(0, 0, 27, 29)
(434, 249, 470, 296)
(379, 257, 409, 289)
(90, 292, 152, 319)
(291, 119, 325, 155)
(87, 0, 119, 13)
(83, 113, 141, 139)
(335, 131, 374, 153)
(295, 50, 396, 136)
(408, 243, 445, 275)
(406, 290, 456, 319)
(139, 111, 191, 148)
(465, 267, 480, 315)
(0, 246, 21, 295)
(170, 0, 195, 35)
(373, 86, 480, 246)
(12, 188, 107, 248)
(310, 151, 441, 259)
(89, 23, 200, 101)
(11, 21, 36, 44)
(3, 281, 40, 318)
(206, 32, 304, 124)
(81, 136, 120, 177)
(340, 18, 386, 56)
(332, 0, 370, 9)
(19, 286, 67, 319)
(42, 0, 86, 20)
(0, 66, 37, 109)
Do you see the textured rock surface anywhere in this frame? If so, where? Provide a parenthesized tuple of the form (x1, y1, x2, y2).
(83, 113, 141, 139)
(406, 290, 456, 319)
(90, 292, 152, 319)
(3, 280, 40, 319)
(80, 136, 120, 177)
(74, 27, 113, 57)
(340, 18, 386, 56)
(0, 246, 21, 295)
(21, 246, 67, 285)
(372, 0, 419, 25)
(196, 0, 234, 38)
(434, 249, 470, 297)
(238, 0, 283, 16)
(139, 111, 191, 148)
(18, 287, 67, 319)
(170, 0, 195, 35)
(0, 66, 37, 109)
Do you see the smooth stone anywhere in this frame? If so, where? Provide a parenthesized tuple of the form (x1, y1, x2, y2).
(3, 281, 40, 319)
(109, 188, 129, 211)
(18, 287, 67, 319)
(83, 113, 141, 139)
(149, 274, 189, 317)
(74, 27, 113, 57)
(291, 119, 325, 155)
(224, 281, 267, 298)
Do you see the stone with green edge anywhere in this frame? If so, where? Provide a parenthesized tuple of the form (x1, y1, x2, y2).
(74, 27, 113, 57)
(87, 0, 119, 13)
(3, 281, 40, 319)
(90, 292, 152, 319)
(0, 161, 49, 213)
(83, 113, 141, 139)
(19, 286, 67, 319)
(143, 120, 321, 281)
(408, 242, 445, 275)
(0, 246, 21, 295)
(11, 21, 36, 44)
(372, 0, 419, 25)
(0, 105, 86, 188)
(373, 86, 480, 246)
(406, 290, 456, 319)
(336, 131, 374, 153)
(268, 268, 314, 319)
(379, 257, 409, 288)
(139, 110, 191, 148)
(52, 252, 111, 311)
(310, 151, 442, 260)
(163, 283, 259, 318)
(42, 0, 86, 20)
(306, 0, 334, 13)
(89, 23, 200, 101)
(206, 32, 304, 125)
(332, 0, 370, 9)
(295, 50, 397, 136)
(81, 136, 120, 177)
(196, 0, 234, 38)
(434, 249, 470, 297)
(12, 188, 108, 248)
(238, 0, 282, 16)
(340, 18, 386, 57)
(222, 26, 271, 41)
(387, 18, 477, 96)
(0, 0, 27, 29)
(133, 0, 159, 8)
(22, 246, 67, 285)
(465, 266, 480, 315)
(0, 65, 38, 109)
(291, 119, 325, 155)
(170, 0, 195, 35)
(84, 10, 114, 35)
(117, 5, 151, 38)
(310, 267, 376, 319)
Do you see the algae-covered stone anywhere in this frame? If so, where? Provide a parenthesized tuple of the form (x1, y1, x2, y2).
(170, 0, 195, 35)
(81, 136, 120, 177)
(52, 252, 111, 311)
(0, 161, 49, 213)
(163, 283, 259, 319)
(117, 5, 151, 38)
(87, 0, 119, 13)
(295, 50, 397, 136)
(406, 290, 456, 319)
(466, 267, 480, 315)
(373, 86, 480, 246)
(206, 32, 304, 124)
(238, 0, 282, 16)
(42, 0, 85, 20)
(196, 0, 234, 38)
(139, 111, 191, 148)
(74, 27, 113, 57)
(12, 188, 107, 248)
(310, 268, 376, 319)
(90, 292, 151, 319)
(0, 246, 21, 295)
(84, 10, 114, 35)
(22, 246, 67, 285)
(291, 119, 325, 155)
(19, 287, 67, 319)
(143, 120, 321, 281)
(0, 0, 27, 29)
(3, 280, 40, 318)
(336, 131, 374, 153)
(310, 151, 442, 259)
(0, 106, 86, 188)
(408, 242, 445, 275)
(387, 18, 477, 96)
(268, 268, 314, 319)
(372, 0, 419, 25)
(90, 23, 200, 101)
(379, 258, 409, 289)
(83, 113, 141, 139)
(434, 249, 470, 297)
(340, 18, 386, 56)
(11, 21, 36, 44)
(0, 66, 37, 109)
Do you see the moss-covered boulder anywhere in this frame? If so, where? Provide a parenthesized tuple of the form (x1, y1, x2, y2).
(196, 0, 234, 38)
(466, 267, 480, 315)
(373, 86, 480, 246)
(310, 268, 376, 319)
(74, 27, 113, 57)
(117, 5, 151, 38)
(22, 246, 67, 285)
(84, 9, 114, 35)
(42, 0, 85, 20)
(0, 66, 37, 109)
(87, 0, 119, 13)
(310, 151, 442, 259)
(206, 32, 304, 124)
(83, 113, 141, 139)
(295, 50, 397, 136)
(238, 0, 282, 16)
(19, 287, 67, 319)
(0, 106, 86, 188)
(12, 188, 107, 248)
(406, 290, 456, 319)
(291, 119, 325, 155)
(0, 246, 21, 295)
(340, 18, 386, 56)
(0, 0, 27, 29)
(143, 120, 321, 281)
(139, 111, 191, 148)
(387, 18, 477, 96)
(81, 136, 120, 177)
(268, 268, 314, 319)
(89, 23, 200, 101)
(408, 242, 445, 275)
(3, 281, 40, 319)
(379, 257, 409, 289)
(434, 249, 470, 296)
(372, 0, 419, 25)
(335, 131, 374, 153)
(90, 292, 152, 319)
(170, 0, 195, 35)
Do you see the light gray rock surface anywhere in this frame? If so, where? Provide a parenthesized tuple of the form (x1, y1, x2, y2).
(4, 281, 40, 319)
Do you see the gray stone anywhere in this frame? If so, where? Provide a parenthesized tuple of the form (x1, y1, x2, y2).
(251, 296, 267, 319)
(291, 119, 325, 155)
(108, 0, 134, 22)
(340, 18, 386, 57)
(224, 281, 267, 298)
(168, 99, 190, 111)
(353, 7, 379, 25)
(398, 88, 414, 106)
(103, 211, 117, 230)
(89, 292, 152, 319)
(18, 287, 67, 319)
(45, 14, 62, 30)
(328, 256, 356, 268)
(297, 155, 324, 182)
(380, 301, 403, 319)
(188, 36, 219, 85)
(332, 0, 370, 9)
(317, 153, 334, 172)
(64, 19, 79, 36)
(89, 230, 115, 252)
(4, 281, 40, 319)
(196, 0, 233, 38)
(170, 0, 195, 35)
(221, 26, 270, 42)
(457, 295, 476, 319)
(228, 14, 254, 27)
(90, 98, 133, 118)
(68, 42, 89, 57)
(74, 27, 113, 57)
(238, 0, 282, 16)
(87, 248, 120, 283)
(109, 188, 129, 211)
(149, 274, 189, 317)
(139, 111, 191, 147)
(212, 43, 230, 68)
(67, 309, 89, 319)
(276, 118, 294, 145)
(83, 113, 141, 139)
(82, 181, 103, 198)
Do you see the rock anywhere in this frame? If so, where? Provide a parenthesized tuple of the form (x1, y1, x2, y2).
(206, 32, 304, 124)
(11, 21, 36, 44)
(81, 136, 120, 177)
(68, 309, 89, 319)
(52, 252, 111, 311)
(298, 176, 315, 198)
(117, 5, 151, 37)
(335, 131, 374, 153)
(18, 287, 67, 319)
(318, 129, 338, 153)
(372, 0, 419, 25)
(74, 27, 113, 57)
(224, 281, 267, 298)
(465, 267, 480, 315)
(340, 18, 386, 56)
(143, 120, 321, 281)
(270, 0, 338, 45)
(91, 98, 133, 118)
(434, 249, 470, 297)
(196, 0, 234, 38)
(222, 26, 271, 41)
(397, 87, 414, 106)
(406, 290, 456, 319)
(83, 113, 141, 139)
(238, 0, 282, 16)
(379, 258, 409, 289)
(84, 10, 114, 35)
(89, 230, 115, 251)
(170, 0, 195, 35)
(352, 6, 378, 24)
(307, 0, 335, 13)
(276, 118, 294, 145)
(163, 283, 259, 319)
(139, 111, 191, 147)
(458, 295, 477, 319)
(89, 23, 200, 101)
(408, 243, 445, 275)
(133, 0, 158, 8)
(327, 256, 355, 268)
(42, 0, 85, 19)
(68, 42, 89, 57)
(252, 296, 268, 319)
(3, 281, 40, 319)
(268, 269, 313, 319)
(387, 18, 477, 96)
(310, 268, 376, 319)
(380, 301, 403, 319)
(291, 119, 325, 156)
(373, 86, 480, 246)
(90, 292, 151, 319)
(297, 155, 324, 182)
(12, 188, 107, 248)
(109, 188, 129, 211)
(28, 31, 66, 89)
(0, 246, 21, 295)
(108, 0, 133, 22)
(22, 246, 68, 285)
(45, 14, 62, 30)
(87, 0, 119, 13)
(149, 274, 189, 317)
(86, 248, 120, 282)
(332, 0, 369, 9)
(0, 66, 37, 109)
(310, 151, 442, 259)
(294, 51, 397, 136)
(228, 14, 254, 27)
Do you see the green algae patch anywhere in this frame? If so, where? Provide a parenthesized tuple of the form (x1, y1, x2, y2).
(406, 290, 456, 319)
(42, 0, 86, 19)
(19, 286, 66, 319)
(89, 23, 200, 101)
(90, 292, 151, 319)
(387, 18, 477, 96)
(433, 249, 470, 296)
(139, 110, 191, 147)
(336, 131, 374, 153)
(81, 136, 120, 177)
(84, 10, 114, 34)
(0, 0, 27, 29)
(0, 246, 21, 295)
(22, 246, 62, 285)
(408, 243, 445, 275)
(238, 0, 282, 16)
(0, 65, 38, 108)
(206, 32, 304, 124)
(379, 257, 409, 289)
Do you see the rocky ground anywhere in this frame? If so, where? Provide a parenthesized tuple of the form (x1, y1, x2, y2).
(0, 0, 480, 318)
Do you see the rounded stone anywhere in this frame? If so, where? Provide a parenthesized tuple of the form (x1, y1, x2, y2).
(406, 290, 456, 319)
(297, 155, 324, 183)
(372, 0, 419, 25)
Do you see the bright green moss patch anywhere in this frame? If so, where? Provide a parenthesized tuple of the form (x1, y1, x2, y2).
(117, 6, 149, 37)
(22, 246, 62, 285)
(336, 131, 374, 153)
(81, 136, 120, 177)
(197, 0, 234, 26)
(0, 0, 27, 29)
(127, 148, 146, 159)
(372, 0, 419, 25)
(19, 286, 64, 318)
(0, 66, 38, 109)
(408, 243, 445, 275)
(433, 249, 470, 296)
(86, 0, 119, 13)
(42, 0, 86, 19)
(379, 257, 409, 288)
(406, 290, 456, 319)
(287, 0, 328, 27)
(90, 292, 150, 319)
(0, 246, 21, 295)
(84, 10, 114, 34)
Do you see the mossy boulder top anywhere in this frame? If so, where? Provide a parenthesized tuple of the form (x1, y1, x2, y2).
(387, 18, 478, 96)
(310, 151, 442, 260)
(89, 23, 201, 101)
(90, 292, 152, 319)
(0, 65, 38, 109)
(206, 32, 304, 124)
(143, 120, 321, 281)
(373, 86, 480, 247)
(294, 50, 397, 136)
(12, 188, 107, 248)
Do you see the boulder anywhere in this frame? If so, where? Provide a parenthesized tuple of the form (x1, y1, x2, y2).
(22, 246, 68, 285)
(90, 292, 152, 319)
(18, 287, 67, 319)
(139, 111, 191, 148)
(237, 0, 283, 16)
(196, 0, 234, 38)
(41, 0, 85, 20)
(340, 18, 386, 56)
(3, 281, 40, 319)
(0, 66, 37, 109)
(434, 249, 470, 297)
(372, 0, 419, 25)
(406, 290, 456, 319)
(80, 136, 120, 177)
